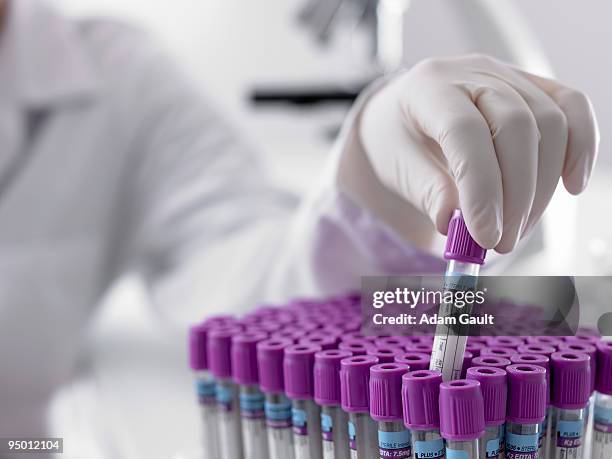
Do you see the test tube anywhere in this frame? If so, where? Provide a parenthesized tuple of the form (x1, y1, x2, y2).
(402, 370, 446, 459)
(550, 351, 591, 459)
(557, 341, 597, 459)
(284, 343, 324, 459)
(439, 379, 486, 458)
(314, 350, 353, 459)
(369, 363, 412, 459)
(510, 353, 551, 458)
(338, 340, 374, 356)
(592, 340, 612, 459)
(467, 367, 507, 459)
(487, 337, 524, 349)
(430, 210, 487, 381)
(232, 332, 269, 459)
(340, 355, 379, 458)
(257, 338, 295, 459)
(189, 323, 220, 459)
(208, 326, 244, 459)
(480, 347, 518, 359)
(505, 364, 547, 459)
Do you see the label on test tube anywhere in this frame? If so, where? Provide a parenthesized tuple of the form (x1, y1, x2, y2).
(414, 438, 445, 458)
(196, 379, 216, 405)
(292, 407, 310, 459)
(240, 391, 265, 419)
(216, 384, 234, 411)
(265, 396, 292, 429)
(556, 419, 583, 448)
(348, 421, 357, 459)
(321, 413, 334, 459)
(446, 449, 468, 459)
(505, 432, 538, 459)
(486, 437, 500, 458)
(378, 429, 412, 458)
(593, 404, 612, 458)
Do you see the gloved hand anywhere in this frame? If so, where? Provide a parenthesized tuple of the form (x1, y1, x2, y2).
(358, 54, 599, 252)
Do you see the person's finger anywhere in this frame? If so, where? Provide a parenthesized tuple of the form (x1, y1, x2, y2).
(491, 67, 569, 237)
(470, 80, 539, 253)
(512, 70, 600, 195)
(401, 70, 503, 248)
(359, 81, 459, 235)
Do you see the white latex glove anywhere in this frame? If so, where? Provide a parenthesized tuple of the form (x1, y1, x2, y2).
(359, 54, 600, 252)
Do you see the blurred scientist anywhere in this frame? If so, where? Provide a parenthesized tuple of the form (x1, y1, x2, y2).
(0, 0, 599, 442)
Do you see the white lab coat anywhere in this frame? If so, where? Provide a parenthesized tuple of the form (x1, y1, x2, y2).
(0, 0, 450, 444)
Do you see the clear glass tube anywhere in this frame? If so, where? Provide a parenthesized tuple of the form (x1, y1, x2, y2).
(240, 384, 269, 459)
(348, 412, 378, 458)
(446, 438, 481, 458)
(377, 420, 412, 458)
(194, 370, 219, 459)
(430, 260, 481, 381)
(506, 421, 541, 459)
(216, 378, 244, 459)
(411, 429, 445, 459)
(592, 392, 612, 459)
(292, 399, 322, 459)
(265, 392, 294, 459)
(321, 405, 349, 459)
(480, 424, 504, 459)
(550, 406, 586, 459)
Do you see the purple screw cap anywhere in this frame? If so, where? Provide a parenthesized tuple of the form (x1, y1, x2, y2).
(367, 347, 403, 364)
(405, 342, 433, 354)
(506, 364, 547, 424)
(231, 332, 267, 385)
(466, 367, 507, 426)
(564, 334, 599, 346)
(444, 209, 486, 265)
(510, 354, 550, 406)
(526, 336, 563, 348)
(394, 352, 430, 371)
(480, 347, 517, 359)
(517, 344, 556, 357)
(402, 370, 443, 430)
(284, 344, 322, 400)
(300, 335, 338, 351)
(471, 355, 511, 370)
(466, 342, 485, 357)
(558, 342, 596, 394)
(462, 351, 474, 378)
(439, 379, 486, 441)
(257, 338, 292, 393)
(596, 340, 612, 395)
(339, 340, 374, 356)
(208, 326, 242, 379)
(314, 349, 352, 406)
(486, 337, 524, 348)
(551, 351, 591, 409)
(369, 363, 410, 421)
(189, 323, 209, 370)
(340, 355, 379, 413)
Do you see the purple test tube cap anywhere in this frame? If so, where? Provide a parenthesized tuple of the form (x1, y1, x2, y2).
(189, 323, 208, 371)
(231, 332, 267, 385)
(208, 326, 242, 379)
(314, 349, 352, 406)
(402, 370, 443, 430)
(551, 351, 591, 409)
(444, 209, 487, 265)
(394, 352, 431, 371)
(369, 363, 410, 422)
(466, 367, 507, 427)
(596, 340, 612, 395)
(284, 343, 322, 400)
(439, 379, 486, 441)
(506, 364, 547, 424)
(340, 355, 379, 413)
(257, 338, 292, 393)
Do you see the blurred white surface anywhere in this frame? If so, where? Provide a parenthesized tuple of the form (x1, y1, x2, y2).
(40, 0, 612, 457)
